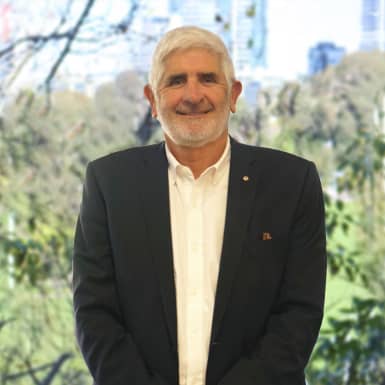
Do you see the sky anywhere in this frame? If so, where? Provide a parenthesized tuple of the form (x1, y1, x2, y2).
(268, 0, 362, 79)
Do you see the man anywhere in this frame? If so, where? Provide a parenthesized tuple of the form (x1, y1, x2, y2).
(73, 26, 326, 385)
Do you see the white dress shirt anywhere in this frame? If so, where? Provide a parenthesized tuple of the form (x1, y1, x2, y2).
(165, 138, 230, 385)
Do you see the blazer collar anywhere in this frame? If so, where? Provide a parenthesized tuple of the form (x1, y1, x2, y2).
(210, 138, 259, 342)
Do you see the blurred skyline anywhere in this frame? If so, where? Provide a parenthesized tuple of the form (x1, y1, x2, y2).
(0, 0, 369, 98)
(268, 0, 361, 79)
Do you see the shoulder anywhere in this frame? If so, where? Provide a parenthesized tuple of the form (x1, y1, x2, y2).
(231, 140, 321, 195)
(82, 142, 166, 188)
(91, 142, 163, 166)
(233, 140, 313, 171)
(87, 142, 164, 174)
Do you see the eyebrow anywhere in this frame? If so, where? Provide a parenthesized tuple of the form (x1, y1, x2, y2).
(165, 73, 186, 84)
(199, 72, 218, 80)
(164, 72, 219, 84)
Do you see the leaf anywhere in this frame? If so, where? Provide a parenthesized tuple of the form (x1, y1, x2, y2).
(246, 4, 256, 17)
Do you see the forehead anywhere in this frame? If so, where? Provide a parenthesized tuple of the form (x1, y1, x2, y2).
(161, 48, 222, 77)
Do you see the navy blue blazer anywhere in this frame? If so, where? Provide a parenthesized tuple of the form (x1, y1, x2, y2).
(73, 139, 326, 385)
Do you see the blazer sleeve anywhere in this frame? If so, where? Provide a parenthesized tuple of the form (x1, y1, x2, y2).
(218, 162, 326, 385)
(72, 162, 169, 385)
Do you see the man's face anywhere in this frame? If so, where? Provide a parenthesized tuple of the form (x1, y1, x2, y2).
(144, 48, 242, 148)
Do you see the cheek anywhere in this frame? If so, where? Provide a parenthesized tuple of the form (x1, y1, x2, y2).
(208, 88, 229, 105)
(213, 95, 231, 110)
(158, 93, 181, 111)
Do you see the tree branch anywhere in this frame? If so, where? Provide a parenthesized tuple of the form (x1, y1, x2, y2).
(0, 318, 15, 331)
(41, 353, 73, 385)
(0, 32, 68, 58)
(43, 0, 96, 96)
(3, 353, 73, 384)
(1, 0, 142, 110)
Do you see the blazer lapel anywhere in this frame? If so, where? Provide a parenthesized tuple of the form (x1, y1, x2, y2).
(138, 143, 178, 351)
(210, 139, 259, 343)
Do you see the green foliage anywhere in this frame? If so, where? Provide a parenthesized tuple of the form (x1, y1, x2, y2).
(0, 71, 146, 384)
(308, 297, 385, 385)
(323, 195, 369, 287)
(245, 4, 256, 17)
(0, 276, 89, 385)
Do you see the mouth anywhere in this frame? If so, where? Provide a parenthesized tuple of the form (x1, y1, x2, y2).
(176, 110, 212, 116)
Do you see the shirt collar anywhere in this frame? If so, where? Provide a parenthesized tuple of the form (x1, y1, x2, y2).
(165, 136, 230, 185)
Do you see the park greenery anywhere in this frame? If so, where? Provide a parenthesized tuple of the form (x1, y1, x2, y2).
(0, 49, 385, 384)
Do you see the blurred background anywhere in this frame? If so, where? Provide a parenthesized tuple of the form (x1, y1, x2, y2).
(0, 0, 385, 384)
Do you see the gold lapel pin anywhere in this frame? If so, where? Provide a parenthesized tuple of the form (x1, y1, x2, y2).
(262, 232, 272, 240)
(242, 175, 249, 182)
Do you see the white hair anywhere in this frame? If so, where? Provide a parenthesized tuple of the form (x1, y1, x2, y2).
(148, 26, 235, 90)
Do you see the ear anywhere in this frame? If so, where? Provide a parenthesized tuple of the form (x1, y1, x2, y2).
(144, 85, 158, 118)
(230, 80, 242, 113)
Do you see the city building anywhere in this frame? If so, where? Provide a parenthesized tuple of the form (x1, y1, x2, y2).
(308, 42, 346, 76)
(177, 0, 219, 33)
(130, 0, 170, 74)
(167, 0, 267, 77)
(231, 0, 267, 75)
(361, 0, 385, 50)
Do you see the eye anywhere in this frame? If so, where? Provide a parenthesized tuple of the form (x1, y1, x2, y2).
(201, 73, 217, 83)
(168, 75, 185, 86)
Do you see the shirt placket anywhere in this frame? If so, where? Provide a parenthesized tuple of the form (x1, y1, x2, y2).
(185, 177, 205, 385)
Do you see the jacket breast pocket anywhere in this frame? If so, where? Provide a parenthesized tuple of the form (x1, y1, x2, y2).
(245, 237, 287, 259)
(243, 239, 288, 292)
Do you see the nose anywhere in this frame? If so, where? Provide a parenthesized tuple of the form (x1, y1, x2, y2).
(182, 79, 204, 105)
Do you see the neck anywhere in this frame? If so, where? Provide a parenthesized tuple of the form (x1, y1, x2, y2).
(165, 131, 228, 179)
